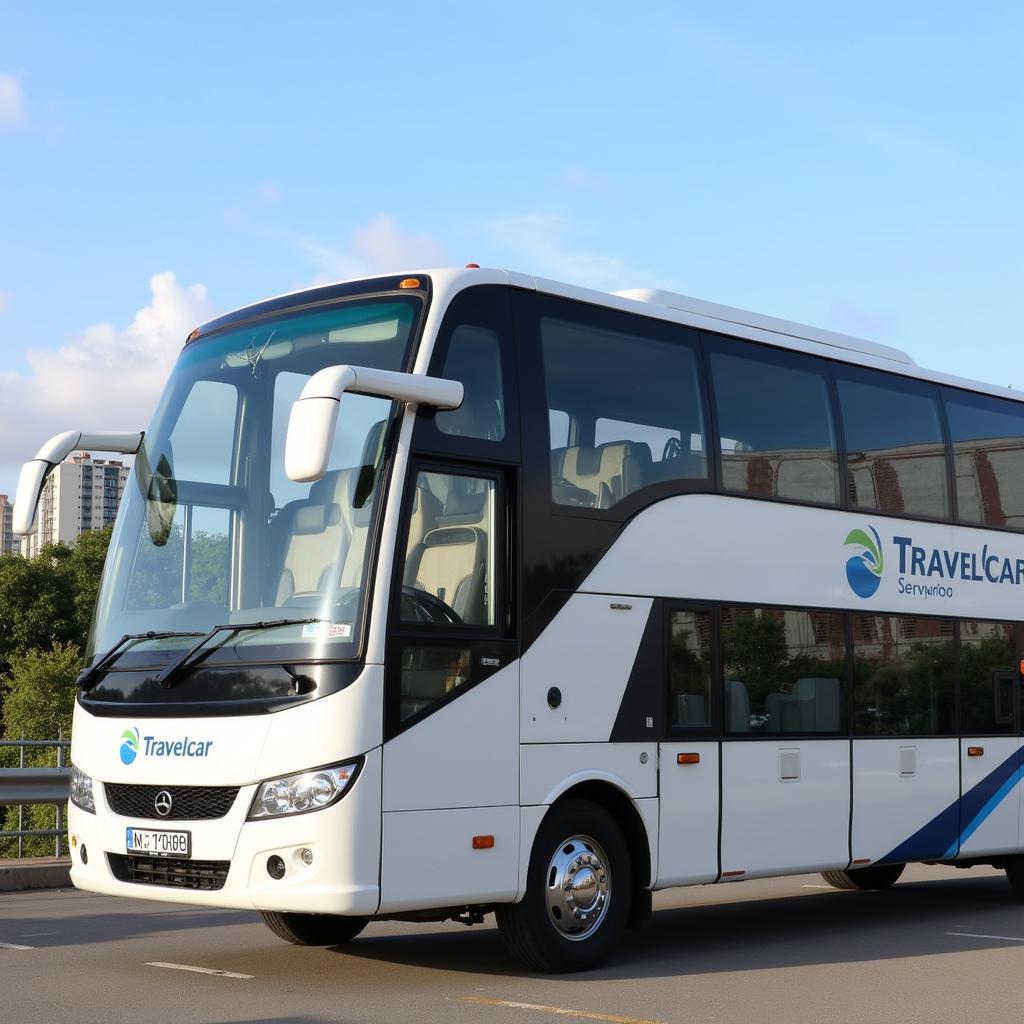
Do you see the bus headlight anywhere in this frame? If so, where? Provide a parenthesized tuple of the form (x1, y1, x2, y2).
(248, 759, 362, 820)
(70, 765, 96, 814)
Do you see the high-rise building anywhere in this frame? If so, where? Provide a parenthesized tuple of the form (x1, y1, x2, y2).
(20, 453, 131, 558)
(0, 493, 14, 555)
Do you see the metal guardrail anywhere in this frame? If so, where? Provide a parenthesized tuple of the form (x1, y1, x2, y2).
(0, 739, 72, 858)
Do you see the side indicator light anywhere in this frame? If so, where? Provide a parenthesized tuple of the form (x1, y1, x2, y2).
(853, 858, 871, 865)
(722, 869, 745, 878)
(399, 278, 421, 289)
(677, 753, 701, 765)
(1019, 658, 1024, 677)
(472, 835, 494, 850)
(968, 746, 985, 757)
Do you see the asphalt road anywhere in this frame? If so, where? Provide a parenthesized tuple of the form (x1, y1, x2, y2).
(5, 864, 1024, 1024)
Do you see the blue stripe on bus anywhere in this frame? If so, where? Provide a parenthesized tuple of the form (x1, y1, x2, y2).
(880, 746, 1022, 864)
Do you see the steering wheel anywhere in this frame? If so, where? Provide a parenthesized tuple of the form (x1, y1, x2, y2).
(662, 436, 685, 461)
(401, 585, 464, 625)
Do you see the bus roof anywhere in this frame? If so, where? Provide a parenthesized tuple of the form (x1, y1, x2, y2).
(194, 265, 1020, 405)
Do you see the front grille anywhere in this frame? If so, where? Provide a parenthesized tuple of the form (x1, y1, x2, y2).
(105, 784, 239, 820)
(108, 854, 229, 891)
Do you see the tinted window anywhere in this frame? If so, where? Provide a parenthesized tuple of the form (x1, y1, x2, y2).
(945, 391, 1024, 529)
(960, 620, 1016, 734)
(710, 342, 839, 505)
(669, 610, 713, 727)
(836, 368, 948, 518)
(434, 325, 506, 441)
(400, 471, 496, 627)
(853, 615, 954, 735)
(541, 316, 707, 510)
(721, 606, 847, 734)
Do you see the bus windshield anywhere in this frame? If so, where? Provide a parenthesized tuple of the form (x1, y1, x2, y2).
(87, 293, 423, 674)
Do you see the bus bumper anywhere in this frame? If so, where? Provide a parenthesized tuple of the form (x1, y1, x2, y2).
(67, 748, 382, 916)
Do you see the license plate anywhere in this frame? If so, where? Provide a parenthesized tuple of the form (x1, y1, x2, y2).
(125, 827, 191, 858)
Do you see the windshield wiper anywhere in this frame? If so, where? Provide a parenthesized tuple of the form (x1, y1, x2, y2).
(77, 631, 205, 692)
(153, 618, 323, 690)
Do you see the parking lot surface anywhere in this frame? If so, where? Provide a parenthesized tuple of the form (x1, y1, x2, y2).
(5, 864, 1024, 1024)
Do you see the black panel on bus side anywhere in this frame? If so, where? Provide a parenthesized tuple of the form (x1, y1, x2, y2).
(609, 600, 666, 742)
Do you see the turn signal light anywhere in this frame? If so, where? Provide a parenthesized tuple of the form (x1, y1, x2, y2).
(968, 746, 985, 757)
(399, 278, 421, 289)
(472, 835, 494, 850)
(677, 753, 701, 765)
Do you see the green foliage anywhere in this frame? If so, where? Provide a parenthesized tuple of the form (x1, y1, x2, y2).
(1, 642, 80, 743)
(0, 532, 112, 856)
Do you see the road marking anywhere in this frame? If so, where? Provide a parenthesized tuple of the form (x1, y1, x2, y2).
(946, 931, 1024, 943)
(146, 961, 253, 979)
(461, 996, 665, 1023)
(0, 942, 35, 950)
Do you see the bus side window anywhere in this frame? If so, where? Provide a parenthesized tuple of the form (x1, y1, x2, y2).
(541, 316, 707, 510)
(434, 325, 506, 442)
(945, 390, 1024, 530)
(710, 341, 839, 506)
(836, 367, 948, 520)
(959, 620, 1016, 733)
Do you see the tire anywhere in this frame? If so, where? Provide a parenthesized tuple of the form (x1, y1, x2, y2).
(1003, 856, 1024, 899)
(820, 863, 905, 891)
(259, 910, 368, 946)
(496, 798, 631, 973)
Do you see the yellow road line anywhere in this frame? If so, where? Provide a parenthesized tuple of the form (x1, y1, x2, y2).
(461, 996, 665, 1024)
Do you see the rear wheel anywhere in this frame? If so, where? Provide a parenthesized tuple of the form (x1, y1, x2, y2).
(259, 911, 368, 946)
(496, 799, 631, 973)
(821, 863, 905, 891)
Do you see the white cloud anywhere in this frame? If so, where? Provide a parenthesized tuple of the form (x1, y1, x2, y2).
(485, 213, 650, 291)
(0, 272, 216, 473)
(0, 72, 25, 125)
(278, 214, 448, 286)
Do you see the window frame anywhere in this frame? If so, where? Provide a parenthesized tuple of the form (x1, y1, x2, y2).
(384, 456, 516, 738)
(664, 602, 720, 736)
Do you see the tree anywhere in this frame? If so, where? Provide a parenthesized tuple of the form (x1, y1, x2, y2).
(0, 550, 77, 674)
(1, 643, 80, 744)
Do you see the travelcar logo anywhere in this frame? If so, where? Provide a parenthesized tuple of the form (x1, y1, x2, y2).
(119, 727, 213, 764)
(844, 526, 884, 598)
(119, 727, 140, 765)
(893, 535, 1024, 600)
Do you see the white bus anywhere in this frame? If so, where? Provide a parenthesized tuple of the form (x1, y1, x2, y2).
(16, 267, 1024, 972)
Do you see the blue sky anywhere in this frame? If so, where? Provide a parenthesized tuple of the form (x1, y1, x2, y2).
(1, 3, 1021, 495)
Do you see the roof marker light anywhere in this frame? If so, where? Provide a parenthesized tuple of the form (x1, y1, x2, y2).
(465, 263, 480, 269)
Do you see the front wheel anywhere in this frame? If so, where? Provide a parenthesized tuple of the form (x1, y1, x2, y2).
(259, 911, 367, 946)
(820, 863, 905, 891)
(496, 799, 631, 973)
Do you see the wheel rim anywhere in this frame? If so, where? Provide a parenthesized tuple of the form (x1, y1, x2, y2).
(544, 834, 611, 941)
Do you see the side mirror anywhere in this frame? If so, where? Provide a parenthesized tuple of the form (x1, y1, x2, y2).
(285, 365, 463, 483)
(13, 430, 145, 536)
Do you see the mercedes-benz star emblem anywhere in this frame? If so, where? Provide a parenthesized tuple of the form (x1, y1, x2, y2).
(154, 790, 173, 817)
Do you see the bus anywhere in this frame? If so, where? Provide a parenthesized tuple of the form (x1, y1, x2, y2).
(15, 266, 1024, 972)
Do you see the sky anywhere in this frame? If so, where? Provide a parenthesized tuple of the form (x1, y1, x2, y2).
(1, 2, 1022, 497)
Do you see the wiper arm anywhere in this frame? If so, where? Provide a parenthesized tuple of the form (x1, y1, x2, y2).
(77, 631, 204, 692)
(154, 617, 322, 690)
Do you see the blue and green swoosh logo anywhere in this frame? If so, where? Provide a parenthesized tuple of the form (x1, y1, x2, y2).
(845, 526, 884, 598)
(119, 727, 140, 765)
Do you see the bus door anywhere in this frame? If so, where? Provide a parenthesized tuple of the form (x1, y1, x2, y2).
(718, 606, 850, 879)
(958, 621, 1021, 859)
(850, 614, 959, 866)
(379, 286, 523, 912)
(657, 605, 720, 886)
